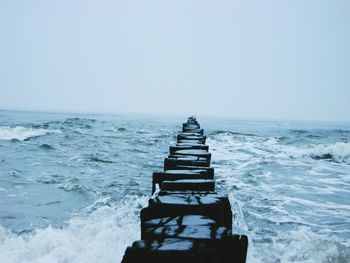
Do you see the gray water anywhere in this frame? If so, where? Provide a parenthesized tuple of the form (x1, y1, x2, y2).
(0, 110, 349, 262)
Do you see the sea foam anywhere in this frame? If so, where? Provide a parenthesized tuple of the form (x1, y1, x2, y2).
(249, 226, 350, 263)
(209, 133, 350, 164)
(209, 133, 350, 263)
(278, 141, 350, 163)
(0, 126, 59, 141)
(0, 196, 148, 263)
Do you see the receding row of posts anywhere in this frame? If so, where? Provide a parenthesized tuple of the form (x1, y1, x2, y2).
(122, 116, 248, 263)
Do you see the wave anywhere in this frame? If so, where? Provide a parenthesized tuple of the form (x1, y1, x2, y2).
(280, 142, 350, 163)
(89, 156, 114, 163)
(288, 128, 350, 140)
(211, 130, 256, 137)
(61, 118, 96, 129)
(32, 118, 98, 131)
(210, 133, 350, 164)
(63, 117, 96, 124)
(311, 143, 350, 162)
(39, 143, 55, 150)
(0, 126, 60, 141)
(290, 129, 308, 134)
(0, 196, 148, 263)
(58, 182, 87, 193)
(37, 175, 64, 185)
(249, 226, 350, 263)
(209, 134, 350, 262)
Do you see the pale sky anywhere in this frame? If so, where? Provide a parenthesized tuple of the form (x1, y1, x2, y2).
(0, 0, 349, 121)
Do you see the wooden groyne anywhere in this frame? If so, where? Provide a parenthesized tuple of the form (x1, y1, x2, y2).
(122, 117, 248, 262)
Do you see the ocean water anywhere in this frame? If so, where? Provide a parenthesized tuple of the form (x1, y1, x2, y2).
(0, 110, 349, 263)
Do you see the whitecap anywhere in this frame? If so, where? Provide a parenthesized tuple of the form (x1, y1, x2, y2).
(277, 142, 350, 163)
(210, 133, 350, 164)
(0, 126, 60, 141)
(208, 131, 350, 262)
(0, 195, 148, 263)
(249, 226, 350, 263)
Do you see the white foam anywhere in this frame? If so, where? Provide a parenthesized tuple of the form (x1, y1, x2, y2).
(209, 132, 350, 262)
(0, 196, 148, 263)
(0, 126, 60, 141)
(249, 227, 350, 263)
(270, 141, 350, 164)
(209, 134, 350, 164)
(303, 142, 350, 162)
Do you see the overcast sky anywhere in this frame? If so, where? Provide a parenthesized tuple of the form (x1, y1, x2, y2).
(0, 0, 349, 121)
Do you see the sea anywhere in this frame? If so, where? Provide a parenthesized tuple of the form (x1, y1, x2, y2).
(0, 110, 349, 263)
